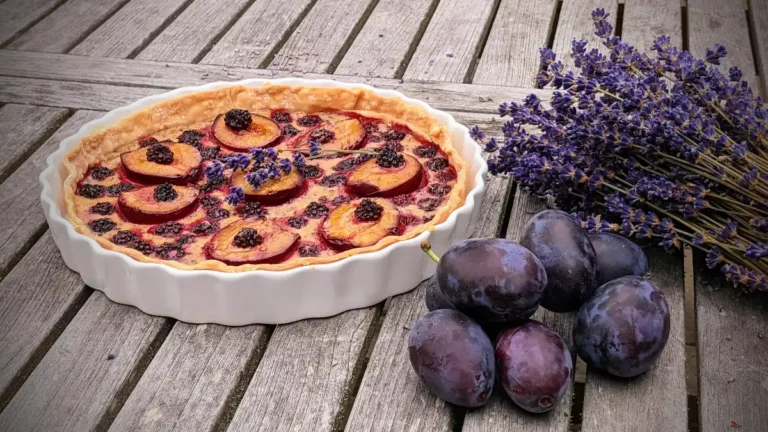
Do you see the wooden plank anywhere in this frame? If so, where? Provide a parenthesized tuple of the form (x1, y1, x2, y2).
(0, 104, 68, 183)
(0, 50, 551, 112)
(226, 309, 378, 432)
(472, 0, 558, 87)
(696, 261, 768, 431)
(0, 292, 169, 432)
(136, 0, 252, 63)
(464, 0, 573, 428)
(0, 76, 162, 111)
(0, 69, 548, 116)
(687, 0, 758, 90)
(0, 233, 87, 407)
(70, 0, 189, 59)
(0, 111, 99, 279)
(345, 162, 512, 432)
(403, 0, 497, 82)
(622, 0, 683, 51)
(550, 0, 618, 70)
(580, 249, 687, 432)
(334, 0, 438, 78)
(109, 323, 269, 432)
(0, 0, 64, 46)
(7, 0, 129, 54)
(342, 286, 453, 432)
(748, 0, 768, 98)
(575, 4, 689, 430)
(201, 0, 315, 68)
(463, 193, 576, 432)
(269, 0, 378, 73)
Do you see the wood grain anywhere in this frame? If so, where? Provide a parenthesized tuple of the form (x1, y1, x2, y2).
(343, 284, 454, 432)
(621, 0, 682, 51)
(0, 233, 86, 402)
(0, 76, 162, 111)
(201, 0, 315, 68)
(695, 260, 768, 432)
(576, 4, 689, 429)
(109, 323, 269, 432)
(0, 104, 68, 183)
(0, 65, 549, 116)
(0, 292, 169, 432)
(403, 0, 497, 82)
(0, 0, 64, 46)
(687, 0, 758, 90)
(268, 0, 378, 73)
(0, 111, 98, 279)
(227, 309, 377, 432)
(136, 0, 252, 63)
(580, 249, 688, 432)
(550, 0, 618, 70)
(334, 0, 438, 78)
(7, 0, 129, 53)
(70, 0, 189, 59)
(472, 0, 559, 86)
(748, 0, 768, 98)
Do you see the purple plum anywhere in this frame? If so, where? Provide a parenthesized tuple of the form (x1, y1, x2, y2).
(408, 309, 494, 407)
(496, 320, 573, 413)
(425, 274, 454, 311)
(589, 232, 648, 286)
(573, 276, 670, 377)
(521, 210, 598, 312)
(436, 238, 547, 324)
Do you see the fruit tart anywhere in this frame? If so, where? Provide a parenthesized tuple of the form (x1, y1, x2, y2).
(62, 84, 468, 272)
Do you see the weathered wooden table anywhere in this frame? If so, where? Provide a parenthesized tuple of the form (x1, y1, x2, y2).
(0, 0, 766, 431)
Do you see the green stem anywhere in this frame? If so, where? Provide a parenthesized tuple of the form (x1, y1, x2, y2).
(709, 192, 768, 216)
(421, 241, 441, 264)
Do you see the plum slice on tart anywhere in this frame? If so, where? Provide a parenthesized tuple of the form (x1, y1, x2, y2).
(230, 168, 305, 205)
(321, 198, 400, 251)
(346, 149, 423, 197)
(121, 142, 202, 185)
(287, 117, 366, 153)
(212, 109, 282, 151)
(206, 219, 300, 265)
(118, 183, 200, 224)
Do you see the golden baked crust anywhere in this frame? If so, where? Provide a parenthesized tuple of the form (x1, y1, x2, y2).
(63, 84, 468, 272)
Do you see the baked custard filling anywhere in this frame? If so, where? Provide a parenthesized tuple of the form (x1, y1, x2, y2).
(63, 85, 467, 271)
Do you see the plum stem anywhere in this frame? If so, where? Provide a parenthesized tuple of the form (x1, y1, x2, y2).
(421, 240, 441, 263)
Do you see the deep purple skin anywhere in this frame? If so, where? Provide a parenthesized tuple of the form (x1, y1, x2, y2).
(496, 320, 573, 413)
(436, 238, 547, 324)
(408, 310, 494, 408)
(573, 276, 670, 378)
(588, 232, 649, 286)
(521, 210, 598, 312)
(425, 274, 454, 311)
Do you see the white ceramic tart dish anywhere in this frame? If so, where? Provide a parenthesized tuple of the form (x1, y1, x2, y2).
(40, 79, 487, 325)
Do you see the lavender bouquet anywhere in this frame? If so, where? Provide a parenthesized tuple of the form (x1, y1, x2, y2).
(472, 8, 768, 293)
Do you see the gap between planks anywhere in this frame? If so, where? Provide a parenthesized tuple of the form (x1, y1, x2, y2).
(0, 0, 69, 48)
